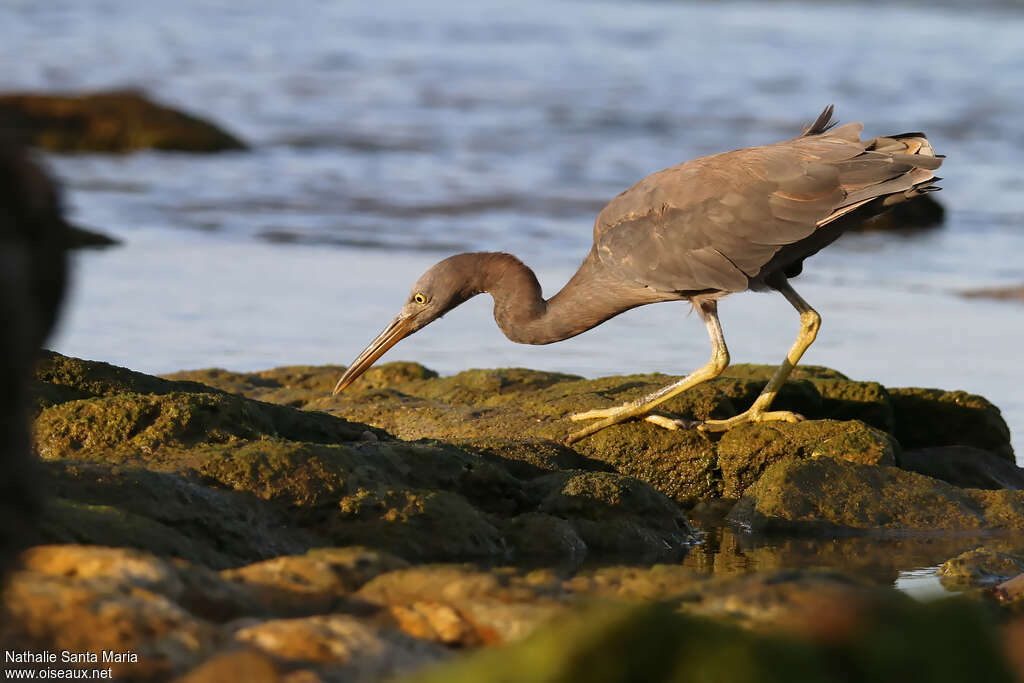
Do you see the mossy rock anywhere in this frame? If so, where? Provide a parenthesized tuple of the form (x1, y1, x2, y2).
(729, 457, 1024, 533)
(34, 350, 217, 408)
(231, 361, 1009, 506)
(716, 420, 897, 499)
(32, 358, 386, 461)
(0, 90, 246, 152)
(938, 547, 1024, 590)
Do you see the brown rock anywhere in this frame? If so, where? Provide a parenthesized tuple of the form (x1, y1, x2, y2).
(1, 570, 220, 679)
(233, 614, 445, 678)
(18, 544, 254, 621)
(175, 650, 282, 683)
(356, 566, 565, 645)
(221, 547, 408, 616)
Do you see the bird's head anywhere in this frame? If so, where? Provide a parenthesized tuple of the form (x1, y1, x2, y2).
(332, 254, 481, 394)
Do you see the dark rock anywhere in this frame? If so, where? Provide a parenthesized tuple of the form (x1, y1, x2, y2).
(901, 445, 1024, 490)
(40, 461, 320, 569)
(890, 387, 1014, 462)
(0, 90, 246, 153)
(729, 457, 1024, 533)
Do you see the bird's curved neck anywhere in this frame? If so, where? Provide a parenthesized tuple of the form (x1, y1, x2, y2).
(462, 251, 656, 345)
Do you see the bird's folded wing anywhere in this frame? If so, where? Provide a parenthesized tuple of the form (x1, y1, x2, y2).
(593, 127, 938, 294)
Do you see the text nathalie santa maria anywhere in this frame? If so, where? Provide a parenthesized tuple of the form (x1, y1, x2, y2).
(5, 651, 138, 664)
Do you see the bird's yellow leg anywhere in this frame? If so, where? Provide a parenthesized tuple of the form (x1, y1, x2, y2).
(699, 281, 820, 433)
(566, 302, 729, 443)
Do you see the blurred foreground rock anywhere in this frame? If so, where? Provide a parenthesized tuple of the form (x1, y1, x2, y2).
(0, 90, 246, 153)
(401, 598, 1012, 683)
(4, 544, 1019, 682)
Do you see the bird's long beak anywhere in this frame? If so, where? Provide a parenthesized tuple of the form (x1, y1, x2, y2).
(332, 314, 415, 395)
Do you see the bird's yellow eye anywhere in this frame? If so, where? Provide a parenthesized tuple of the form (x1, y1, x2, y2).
(414, 293, 427, 304)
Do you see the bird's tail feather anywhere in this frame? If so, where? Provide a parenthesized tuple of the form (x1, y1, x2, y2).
(819, 130, 943, 226)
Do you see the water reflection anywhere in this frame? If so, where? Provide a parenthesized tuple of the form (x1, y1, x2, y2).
(682, 526, 1024, 594)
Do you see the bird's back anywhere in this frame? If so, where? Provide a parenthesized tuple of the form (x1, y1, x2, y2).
(593, 107, 942, 295)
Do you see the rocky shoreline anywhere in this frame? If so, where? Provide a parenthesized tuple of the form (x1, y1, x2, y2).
(1, 351, 1023, 680)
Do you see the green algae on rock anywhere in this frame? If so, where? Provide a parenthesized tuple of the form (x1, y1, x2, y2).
(166, 359, 1016, 516)
(0, 90, 246, 152)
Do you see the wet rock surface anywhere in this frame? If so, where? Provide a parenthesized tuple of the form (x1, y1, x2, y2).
(7, 354, 1024, 679)
(0, 90, 246, 153)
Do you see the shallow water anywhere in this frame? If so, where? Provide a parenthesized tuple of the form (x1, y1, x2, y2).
(4, 1, 1024, 588)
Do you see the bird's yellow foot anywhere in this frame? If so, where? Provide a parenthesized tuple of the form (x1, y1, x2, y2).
(697, 409, 804, 433)
(567, 405, 700, 443)
(569, 406, 622, 421)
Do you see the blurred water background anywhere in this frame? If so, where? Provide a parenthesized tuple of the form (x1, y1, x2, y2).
(3, 0, 1023, 462)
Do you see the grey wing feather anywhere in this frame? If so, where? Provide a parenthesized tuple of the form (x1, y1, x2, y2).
(594, 108, 942, 294)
